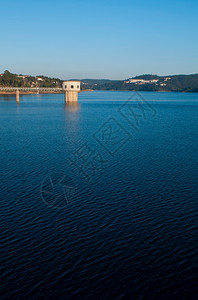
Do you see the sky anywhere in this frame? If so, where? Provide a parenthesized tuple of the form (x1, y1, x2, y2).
(0, 0, 198, 79)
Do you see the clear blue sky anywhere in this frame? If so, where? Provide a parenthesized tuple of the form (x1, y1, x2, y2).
(1, 0, 198, 79)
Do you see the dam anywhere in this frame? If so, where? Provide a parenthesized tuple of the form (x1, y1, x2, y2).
(0, 80, 81, 103)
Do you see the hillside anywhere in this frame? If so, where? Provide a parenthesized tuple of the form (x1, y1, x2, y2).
(0, 70, 62, 88)
(1, 70, 198, 92)
(83, 74, 198, 92)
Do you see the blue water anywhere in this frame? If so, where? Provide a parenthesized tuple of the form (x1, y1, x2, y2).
(0, 91, 198, 299)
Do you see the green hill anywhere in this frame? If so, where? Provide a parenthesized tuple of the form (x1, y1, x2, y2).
(1, 70, 198, 92)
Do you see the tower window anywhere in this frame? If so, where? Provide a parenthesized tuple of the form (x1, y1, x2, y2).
(65, 85, 67, 88)
(77, 85, 79, 88)
(71, 85, 74, 88)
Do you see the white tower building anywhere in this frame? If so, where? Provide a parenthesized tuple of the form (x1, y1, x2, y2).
(62, 81, 81, 103)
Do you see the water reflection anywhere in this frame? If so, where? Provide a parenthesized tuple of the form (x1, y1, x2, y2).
(63, 102, 81, 158)
(63, 102, 81, 124)
(0, 95, 15, 102)
(64, 102, 80, 112)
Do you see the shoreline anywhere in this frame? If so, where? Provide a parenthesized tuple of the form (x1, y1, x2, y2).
(0, 89, 197, 95)
(0, 89, 94, 95)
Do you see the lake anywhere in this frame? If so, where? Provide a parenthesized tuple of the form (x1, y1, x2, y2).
(0, 91, 198, 299)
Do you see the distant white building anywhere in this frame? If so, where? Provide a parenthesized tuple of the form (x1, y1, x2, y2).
(17, 75, 29, 79)
(126, 78, 159, 85)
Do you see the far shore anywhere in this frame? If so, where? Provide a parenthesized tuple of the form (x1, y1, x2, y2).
(0, 89, 197, 95)
(0, 89, 94, 95)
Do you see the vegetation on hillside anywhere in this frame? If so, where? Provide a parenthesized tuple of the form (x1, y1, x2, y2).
(1, 70, 198, 92)
(0, 70, 62, 88)
(82, 74, 198, 92)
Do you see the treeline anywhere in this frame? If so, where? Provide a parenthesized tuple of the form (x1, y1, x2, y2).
(0, 70, 24, 87)
(1, 70, 198, 92)
(0, 70, 62, 88)
(82, 74, 198, 92)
